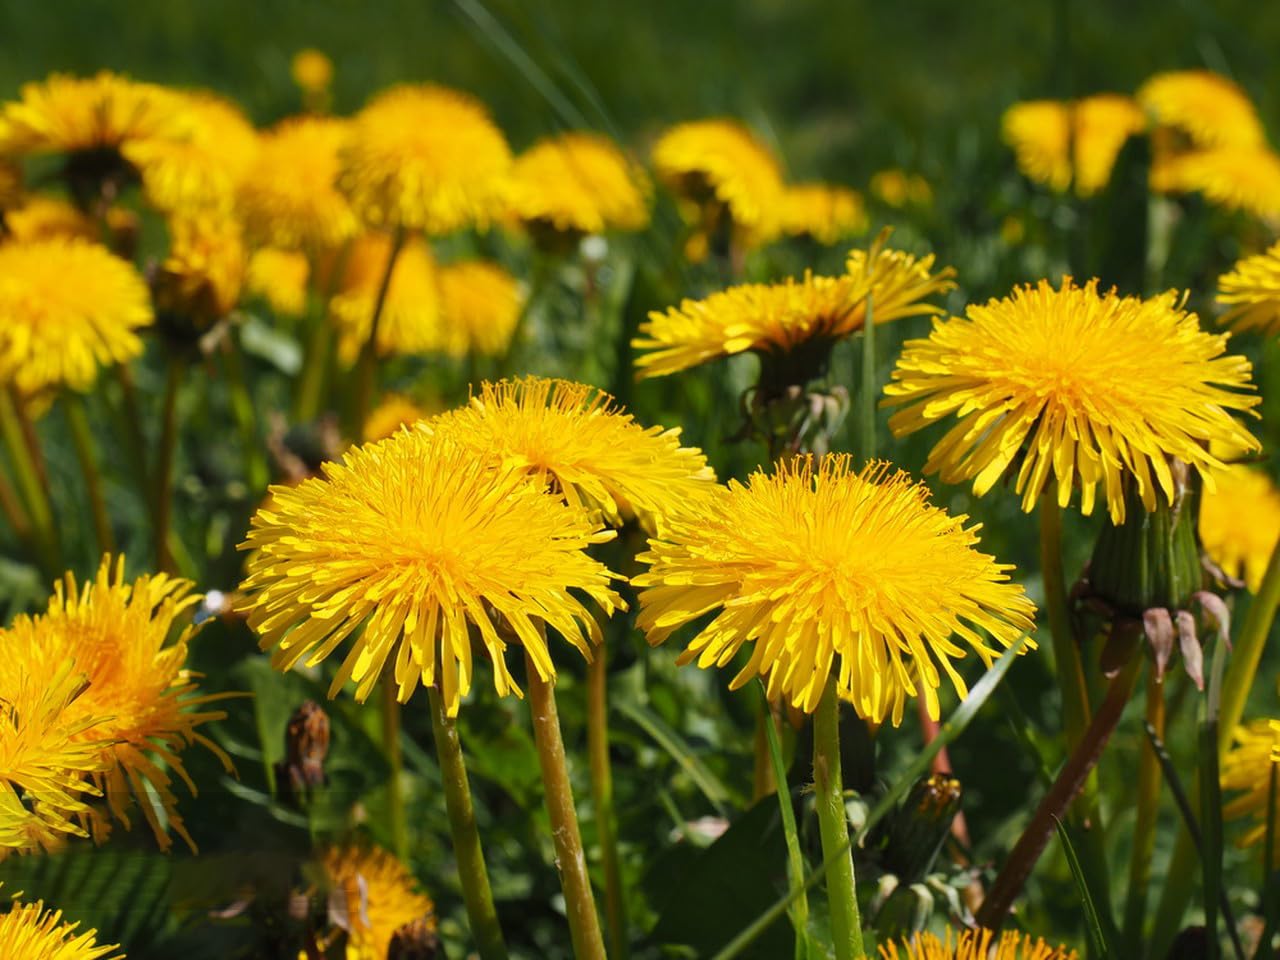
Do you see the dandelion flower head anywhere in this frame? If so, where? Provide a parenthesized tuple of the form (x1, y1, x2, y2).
(633, 455, 1036, 722)
(153, 213, 246, 326)
(246, 247, 310, 318)
(870, 169, 932, 208)
(1199, 461, 1280, 593)
(2, 195, 99, 243)
(1138, 69, 1264, 150)
(424, 376, 716, 533)
(0, 237, 152, 394)
(238, 429, 623, 716)
(329, 233, 439, 363)
(435, 259, 524, 358)
(505, 131, 650, 236)
(291, 49, 334, 95)
(1157, 146, 1280, 220)
(879, 926, 1076, 960)
(780, 183, 868, 244)
(319, 844, 435, 960)
(0, 891, 122, 960)
(1001, 94, 1145, 196)
(1218, 241, 1280, 336)
(339, 84, 512, 234)
(885, 278, 1260, 523)
(363, 393, 429, 443)
(1222, 718, 1280, 855)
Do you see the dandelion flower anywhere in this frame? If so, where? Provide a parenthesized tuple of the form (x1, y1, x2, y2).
(652, 119, 784, 247)
(363, 393, 428, 443)
(124, 91, 258, 214)
(780, 183, 868, 244)
(1218, 242, 1280, 335)
(879, 926, 1076, 960)
(1158, 146, 1280, 220)
(425, 376, 715, 532)
(2, 195, 99, 242)
(1222, 718, 1280, 854)
(238, 116, 357, 250)
(153, 213, 245, 326)
(329, 234, 439, 363)
(884, 278, 1260, 523)
(0, 662, 109, 857)
(1001, 95, 1145, 196)
(339, 84, 512, 233)
(291, 49, 334, 96)
(504, 131, 649, 236)
(633, 455, 1035, 722)
(634, 233, 955, 379)
(246, 247, 310, 318)
(1199, 462, 1280, 592)
(870, 169, 932, 209)
(435, 259, 524, 357)
(238, 429, 623, 716)
(1138, 69, 1264, 150)
(0, 891, 122, 960)
(0, 238, 152, 394)
(0, 557, 232, 851)
(319, 844, 435, 960)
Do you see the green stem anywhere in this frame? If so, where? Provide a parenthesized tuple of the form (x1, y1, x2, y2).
(293, 242, 350, 423)
(526, 652, 607, 960)
(0, 465, 32, 547)
(113, 362, 152, 492)
(587, 647, 628, 959)
(223, 334, 269, 493)
(63, 391, 114, 555)
(752, 702, 777, 801)
(352, 226, 405, 441)
(0, 389, 59, 578)
(1123, 667, 1165, 955)
(154, 355, 183, 574)
(760, 683, 809, 956)
(427, 685, 509, 960)
(859, 293, 875, 466)
(382, 679, 408, 859)
(813, 677, 863, 960)
(976, 653, 1141, 930)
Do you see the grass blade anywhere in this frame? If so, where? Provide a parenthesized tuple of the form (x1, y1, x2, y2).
(758, 682, 811, 960)
(1258, 761, 1279, 960)
(616, 699, 738, 815)
(1203, 637, 1229, 960)
(1053, 814, 1114, 960)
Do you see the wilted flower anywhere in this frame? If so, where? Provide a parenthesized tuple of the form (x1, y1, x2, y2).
(0, 237, 152, 394)
(1200, 461, 1280, 592)
(885, 278, 1259, 523)
(878, 926, 1076, 960)
(238, 429, 622, 715)
(780, 183, 868, 243)
(246, 247, 310, 318)
(339, 84, 511, 234)
(0, 889, 123, 959)
(435, 260, 524, 358)
(1001, 94, 1145, 196)
(329, 233, 439, 363)
(633, 455, 1035, 722)
(319, 845, 435, 960)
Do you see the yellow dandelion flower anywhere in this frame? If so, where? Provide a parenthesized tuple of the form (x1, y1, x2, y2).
(879, 925, 1076, 960)
(330, 234, 439, 363)
(634, 455, 1035, 721)
(2, 195, 98, 242)
(780, 183, 868, 244)
(0, 238, 152, 394)
(870, 169, 932, 209)
(435, 259, 524, 358)
(652, 118, 785, 246)
(238, 430, 623, 715)
(1138, 69, 1264, 150)
(292, 49, 334, 95)
(124, 91, 258, 214)
(153, 213, 245, 326)
(634, 233, 955, 379)
(425, 376, 715, 533)
(246, 247, 310, 318)
(1002, 94, 1146, 196)
(1157, 146, 1280, 220)
(238, 116, 358, 250)
(0, 557, 233, 852)
(0, 70, 189, 157)
(884, 278, 1260, 524)
(0, 661, 109, 857)
(1219, 241, 1280, 335)
(0, 891, 122, 960)
(1199, 462, 1280, 593)
(319, 844, 435, 960)
(363, 393, 429, 443)
(339, 84, 512, 233)
(504, 131, 650, 235)
(1222, 718, 1280, 854)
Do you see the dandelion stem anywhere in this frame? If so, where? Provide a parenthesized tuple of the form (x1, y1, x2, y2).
(382, 679, 408, 859)
(294, 242, 350, 423)
(976, 652, 1141, 930)
(858, 293, 875, 467)
(526, 651, 607, 960)
(222, 333, 269, 494)
(63, 391, 114, 555)
(760, 682, 809, 956)
(587, 647, 629, 959)
(752, 701, 777, 801)
(427, 685, 509, 960)
(813, 676, 864, 960)
(1122, 666, 1165, 955)
(0, 466, 32, 547)
(154, 354, 184, 573)
(352, 226, 405, 440)
(0, 388, 59, 579)
(113, 362, 152, 497)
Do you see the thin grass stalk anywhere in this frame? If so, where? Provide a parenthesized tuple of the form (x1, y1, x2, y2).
(294, 241, 351, 423)
(1122, 667, 1165, 955)
(0, 466, 32, 546)
(1201, 637, 1229, 960)
(12, 386, 49, 491)
(426, 685, 509, 960)
(352, 225, 406, 439)
(381, 679, 408, 859)
(0, 388, 58, 578)
(63, 391, 114, 554)
(759, 682, 809, 957)
(153, 355, 183, 573)
(113, 362, 151, 490)
(587, 646, 628, 959)
(223, 333, 268, 493)
(813, 676, 864, 960)
(752, 701, 778, 801)
(525, 651, 607, 960)
(1259, 761, 1279, 958)
(976, 653, 1141, 930)
(859, 293, 875, 466)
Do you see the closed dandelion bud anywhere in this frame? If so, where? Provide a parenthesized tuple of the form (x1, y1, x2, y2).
(881, 773, 963, 883)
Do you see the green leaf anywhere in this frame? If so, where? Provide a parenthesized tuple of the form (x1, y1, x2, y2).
(616, 699, 739, 814)
(1053, 815, 1114, 960)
